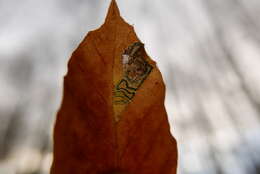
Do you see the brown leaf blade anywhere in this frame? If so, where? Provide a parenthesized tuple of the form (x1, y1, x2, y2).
(51, 1, 177, 174)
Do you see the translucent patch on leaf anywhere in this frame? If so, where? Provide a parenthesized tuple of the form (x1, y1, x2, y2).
(113, 42, 153, 122)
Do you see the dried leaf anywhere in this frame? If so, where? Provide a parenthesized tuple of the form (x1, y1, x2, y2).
(51, 1, 177, 174)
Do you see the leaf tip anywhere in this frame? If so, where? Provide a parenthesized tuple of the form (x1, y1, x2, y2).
(105, 0, 121, 22)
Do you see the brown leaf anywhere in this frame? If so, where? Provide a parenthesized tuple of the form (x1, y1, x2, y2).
(51, 1, 178, 174)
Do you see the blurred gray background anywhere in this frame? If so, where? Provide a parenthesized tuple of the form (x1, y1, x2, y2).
(1, 0, 260, 174)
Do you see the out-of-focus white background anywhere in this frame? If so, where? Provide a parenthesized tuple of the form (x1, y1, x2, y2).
(1, 0, 260, 174)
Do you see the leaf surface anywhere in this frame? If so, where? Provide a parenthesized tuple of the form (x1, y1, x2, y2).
(51, 1, 178, 174)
